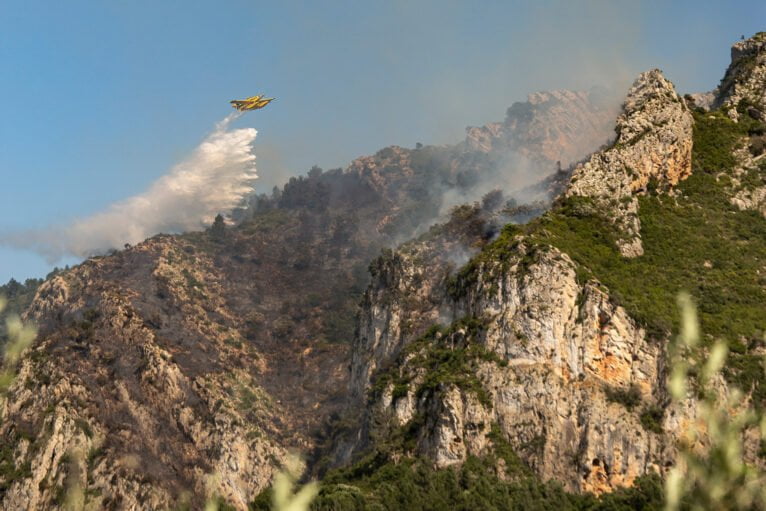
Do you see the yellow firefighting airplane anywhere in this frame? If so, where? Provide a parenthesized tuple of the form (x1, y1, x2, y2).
(229, 95, 275, 112)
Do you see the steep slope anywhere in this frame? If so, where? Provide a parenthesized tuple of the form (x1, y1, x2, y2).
(714, 31, 766, 119)
(331, 34, 766, 503)
(465, 89, 618, 168)
(335, 70, 686, 494)
(0, 90, 615, 509)
(566, 70, 692, 257)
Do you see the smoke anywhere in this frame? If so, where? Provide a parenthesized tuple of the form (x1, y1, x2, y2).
(437, 152, 549, 218)
(1, 113, 257, 262)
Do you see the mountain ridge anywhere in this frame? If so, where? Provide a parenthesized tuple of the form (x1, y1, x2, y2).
(1, 31, 765, 510)
(0, 86, 615, 509)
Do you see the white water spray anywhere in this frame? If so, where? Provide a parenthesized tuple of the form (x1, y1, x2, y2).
(1, 114, 258, 261)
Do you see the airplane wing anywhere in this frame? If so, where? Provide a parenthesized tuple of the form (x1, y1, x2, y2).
(253, 98, 274, 108)
(229, 95, 273, 111)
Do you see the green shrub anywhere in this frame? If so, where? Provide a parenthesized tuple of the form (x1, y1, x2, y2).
(605, 384, 642, 411)
(639, 406, 664, 434)
(257, 452, 664, 510)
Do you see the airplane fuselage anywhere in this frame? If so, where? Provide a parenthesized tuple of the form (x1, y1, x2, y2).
(230, 95, 274, 112)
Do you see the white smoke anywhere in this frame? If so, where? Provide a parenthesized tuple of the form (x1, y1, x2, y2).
(437, 151, 546, 218)
(1, 113, 258, 261)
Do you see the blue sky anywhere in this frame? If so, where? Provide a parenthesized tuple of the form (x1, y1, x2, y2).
(0, 0, 764, 282)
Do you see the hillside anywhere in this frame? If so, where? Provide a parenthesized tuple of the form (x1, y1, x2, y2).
(300, 34, 766, 508)
(1, 31, 764, 511)
(0, 87, 615, 509)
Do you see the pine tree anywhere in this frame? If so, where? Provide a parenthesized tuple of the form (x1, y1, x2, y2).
(211, 214, 226, 239)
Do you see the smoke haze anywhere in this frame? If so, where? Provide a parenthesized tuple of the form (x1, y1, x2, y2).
(0, 113, 257, 261)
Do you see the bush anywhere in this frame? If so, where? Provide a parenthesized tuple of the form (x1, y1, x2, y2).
(605, 384, 642, 411)
(639, 406, 664, 434)
(260, 453, 664, 510)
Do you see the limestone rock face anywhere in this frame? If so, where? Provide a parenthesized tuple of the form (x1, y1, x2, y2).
(345, 233, 675, 493)
(1, 239, 287, 510)
(465, 89, 618, 169)
(419, 384, 493, 468)
(350, 246, 451, 402)
(341, 70, 705, 494)
(730, 144, 766, 217)
(731, 184, 766, 217)
(715, 32, 766, 120)
(565, 70, 693, 256)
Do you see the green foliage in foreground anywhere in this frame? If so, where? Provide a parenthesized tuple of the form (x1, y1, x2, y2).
(0, 277, 43, 348)
(0, 297, 37, 497)
(0, 297, 37, 394)
(242, 455, 318, 511)
(666, 293, 766, 510)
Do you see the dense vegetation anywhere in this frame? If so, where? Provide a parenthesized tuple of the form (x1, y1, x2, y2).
(253, 434, 664, 511)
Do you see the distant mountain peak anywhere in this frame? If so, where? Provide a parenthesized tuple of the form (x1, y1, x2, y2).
(464, 88, 618, 168)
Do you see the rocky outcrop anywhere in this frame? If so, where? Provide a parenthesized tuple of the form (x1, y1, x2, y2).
(730, 144, 766, 218)
(465, 89, 618, 169)
(731, 183, 766, 217)
(0, 87, 620, 508)
(339, 69, 708, 494)
(350, 246, 451, 401)
(714, 32, 766, 120)
(565, 70, 693, 256)
(344, 230, 673, 493)
(464, 250, 666, 492)
(1, 239, 287, 510)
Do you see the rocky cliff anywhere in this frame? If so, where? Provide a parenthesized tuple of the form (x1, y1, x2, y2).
(714, 32, 766, 120)
(0, 87, 616, 509)
(340, 196, 674, 495)
(566, 70, 693, 257)
(336, 35, 766, 499)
